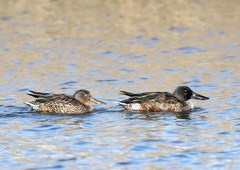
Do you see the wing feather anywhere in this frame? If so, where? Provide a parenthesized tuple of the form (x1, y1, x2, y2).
(27, 90, 81, 105)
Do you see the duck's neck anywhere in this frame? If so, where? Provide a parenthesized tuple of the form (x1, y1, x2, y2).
(82, 102, 93, 111)
(76, 98, 93, 111)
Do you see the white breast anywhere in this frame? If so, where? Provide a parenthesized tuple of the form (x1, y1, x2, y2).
(129, 103, 142, 110)
(186, 101, 195, 109)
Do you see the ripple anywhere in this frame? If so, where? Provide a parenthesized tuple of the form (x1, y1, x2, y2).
(60, 81, 78, 86)
(115, 161, 133, 166)
(58, 157, 77, 162)
(176, 46, 207, 54)
(29, 165, 63, 170)
(217, 131, 231, 135)
(0, 16, 11, 21)
(223, 55, 239, 59)
(131, 145, 156, 151)
(97, 79, 118, 82)
(24, 124, 63, 133)
(74, 141, 91, 145)
(170, 26, 190, 32)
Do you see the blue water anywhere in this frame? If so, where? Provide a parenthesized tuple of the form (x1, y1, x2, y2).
(0, 1, 240, 169)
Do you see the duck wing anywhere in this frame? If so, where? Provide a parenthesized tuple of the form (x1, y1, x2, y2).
(119, 91, 160, 97)
(120, 91, 163, 104)
(28, 90, 56, 99)
(120, 90, 179, 103)
(28, 90, 78, 104)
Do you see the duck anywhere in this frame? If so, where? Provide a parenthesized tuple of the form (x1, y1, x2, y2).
(24, 89, 106, 114)
(118, 86, 209, 112)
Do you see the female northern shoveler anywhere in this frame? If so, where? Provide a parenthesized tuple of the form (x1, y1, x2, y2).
(118, 86, 209, 112)
(24, 89, 106, 114)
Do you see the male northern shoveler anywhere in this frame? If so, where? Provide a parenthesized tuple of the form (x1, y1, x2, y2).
(118, 86, 209, 112)
(24, 89, 106, 114)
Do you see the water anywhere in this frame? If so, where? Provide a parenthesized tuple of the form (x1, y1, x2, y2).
(0, 0, 240, 169)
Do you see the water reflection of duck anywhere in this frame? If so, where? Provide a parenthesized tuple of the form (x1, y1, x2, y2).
(24, 90, 106, 114)
(118, 86, 209, 112)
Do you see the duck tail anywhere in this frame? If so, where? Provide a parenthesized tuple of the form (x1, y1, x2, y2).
(119, 91, 136, 97)
(23, 101, 40, 110)
(117, 101, 127, 106)
(117, 101, 142, 111)
(24, 101, 33, 107)
(117, 102, 129, 110)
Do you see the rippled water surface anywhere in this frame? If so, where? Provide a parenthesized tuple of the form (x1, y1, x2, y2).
(0, 0, 240, 169)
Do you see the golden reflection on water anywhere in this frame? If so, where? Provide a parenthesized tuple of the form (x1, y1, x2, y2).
(0, 1, 239, 83)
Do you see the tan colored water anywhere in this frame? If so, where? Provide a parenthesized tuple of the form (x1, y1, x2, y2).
(0, 0, 239, 169)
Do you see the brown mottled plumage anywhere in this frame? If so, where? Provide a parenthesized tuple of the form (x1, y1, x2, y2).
(24, 90, 106, 114)
(119, 86, 209, 112)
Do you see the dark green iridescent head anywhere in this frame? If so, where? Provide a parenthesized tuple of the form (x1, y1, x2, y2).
(173, 86, 209, 102)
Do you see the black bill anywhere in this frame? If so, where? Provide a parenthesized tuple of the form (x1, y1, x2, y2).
(191, 92, 209, 100)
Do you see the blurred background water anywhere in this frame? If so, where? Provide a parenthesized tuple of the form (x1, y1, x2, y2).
(0, 0, 239, 169)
